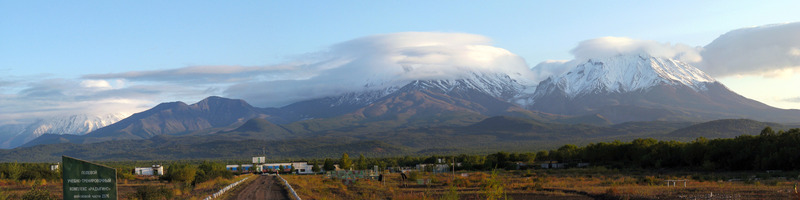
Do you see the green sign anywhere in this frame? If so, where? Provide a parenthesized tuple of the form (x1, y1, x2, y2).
(62, 156, 117, 200)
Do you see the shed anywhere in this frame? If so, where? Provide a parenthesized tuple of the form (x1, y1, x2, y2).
(135, 165, 164, 176)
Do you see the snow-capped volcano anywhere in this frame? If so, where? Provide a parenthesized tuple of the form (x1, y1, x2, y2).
(266, 71, 534, 123)
(29, 113, 129, 137)
(401, 72, 532, 101)
(0, 113, 128, 149)
(355, 71, 534, 105)
(525, 54, 800, 123)
(533, 54, 716, 99)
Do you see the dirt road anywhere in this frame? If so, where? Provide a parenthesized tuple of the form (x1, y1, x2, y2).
(226, 175, 291, 200)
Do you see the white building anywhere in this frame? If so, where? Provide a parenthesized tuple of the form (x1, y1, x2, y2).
(135, 165, 164, 176)
(256, 162, 314, 174)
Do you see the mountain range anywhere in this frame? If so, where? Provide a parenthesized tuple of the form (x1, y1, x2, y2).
(3, 53, 800, 161)
(0, 113, 127, 149)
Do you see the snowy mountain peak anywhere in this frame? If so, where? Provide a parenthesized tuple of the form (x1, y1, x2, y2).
(0, 113, 129, 149)
(28, 113, 129, 137)
(405, 72, 531, 100)
(324, 71, 533, 107)
(539, 54, 715, 98)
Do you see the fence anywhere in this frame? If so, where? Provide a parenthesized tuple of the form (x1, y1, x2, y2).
(202, 176, 251, 200)
(276, 174, 302, 200)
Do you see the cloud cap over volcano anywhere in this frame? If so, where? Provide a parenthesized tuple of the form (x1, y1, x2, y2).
(225, 32, 535, 107)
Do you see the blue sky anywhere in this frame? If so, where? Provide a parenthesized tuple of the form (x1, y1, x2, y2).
(2, 1, 800, 123)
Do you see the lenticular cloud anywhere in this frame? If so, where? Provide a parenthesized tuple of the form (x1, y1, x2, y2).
(225, 32, 535, 107)
(700, 22, 800, 78)
(530, 37, 704, 80)
(570, 36, 703, 63)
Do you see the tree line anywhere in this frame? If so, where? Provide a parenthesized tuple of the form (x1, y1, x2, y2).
(559, 127, 800, 170)
(305, 127, 800, 171)
(2, 127, 799, 182)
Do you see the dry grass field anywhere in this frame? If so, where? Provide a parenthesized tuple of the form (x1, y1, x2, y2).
(2, 168, 798, 199)
(0, 174, 255, 200)
(282, 168, 800, 200)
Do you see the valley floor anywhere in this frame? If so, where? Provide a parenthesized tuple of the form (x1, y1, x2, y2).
(282, 168, 799, 200)
(0, 174, 255, 200)
(2, 168, 799, 199)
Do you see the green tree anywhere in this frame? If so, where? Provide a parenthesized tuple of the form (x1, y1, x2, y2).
(7, 162, 22, 181)
(311, 161, 321, 173)
(323, 158, 335, 171)
(194, 161, 232, 184)
(486, 151, 510, 169)
(761, 126, 775, 136)
(356, 154, 367, 170)
(164, 164, 196, 183)
(340, 153, 352, 170)
(116, 167, 136, 181)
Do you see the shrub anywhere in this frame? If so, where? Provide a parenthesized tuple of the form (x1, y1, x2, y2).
(481, 171, 505, 200)
(440, 184, 459, 200)
(0, 188, 11, 200)
(21, 182, 56, 200)
(193, 161, 232, 185)
(133, 185, 173, 200)
(638, 176, 659, 186)
(407, 171, 420, 182)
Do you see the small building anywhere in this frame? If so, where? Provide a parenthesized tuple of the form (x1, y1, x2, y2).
(50, 163, 59, 171)
(256, 162, 314, 174)
(540, 161, 565, 169)
(226, 164, 255, 172)
(241, 164, 253, 171)
(415, 164, 450, 173)
(135, 165, 164, 176)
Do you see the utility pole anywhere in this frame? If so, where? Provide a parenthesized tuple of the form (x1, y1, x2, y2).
(452, 156, 455, 182)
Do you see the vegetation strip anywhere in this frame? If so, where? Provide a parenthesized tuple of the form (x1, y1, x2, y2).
(276, 174, 301, 200)
(203, 176, 250, 200)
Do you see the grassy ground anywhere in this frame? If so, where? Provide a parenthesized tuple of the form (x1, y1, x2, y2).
(3, 169, 797, 199)
(282, 168, 800, 200)
(0, 174, 255, 200)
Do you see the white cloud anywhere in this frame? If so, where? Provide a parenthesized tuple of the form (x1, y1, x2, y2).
(225, 32, 536, 107)
(83, 65, 298, 83)
(530, 60, 572, 81)
(530, 37, 703, 79)
(0, 77, 217, 126)
(532, 22, 800, 80)
(3, 32, 539, 125)
(700, 22, 800, 77)
(785, 96, 800, 103)
(7, 23, 800, 125)
(570, 36, 703, 63)
(80, 80, 112, 89)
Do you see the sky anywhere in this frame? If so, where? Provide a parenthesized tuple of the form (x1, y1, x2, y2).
(1, 1, 800, 125)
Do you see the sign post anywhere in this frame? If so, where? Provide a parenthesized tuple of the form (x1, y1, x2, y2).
(62, 156, 117, 200)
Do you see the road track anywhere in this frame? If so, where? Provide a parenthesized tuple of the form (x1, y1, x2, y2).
(226, 175, 290, 200)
